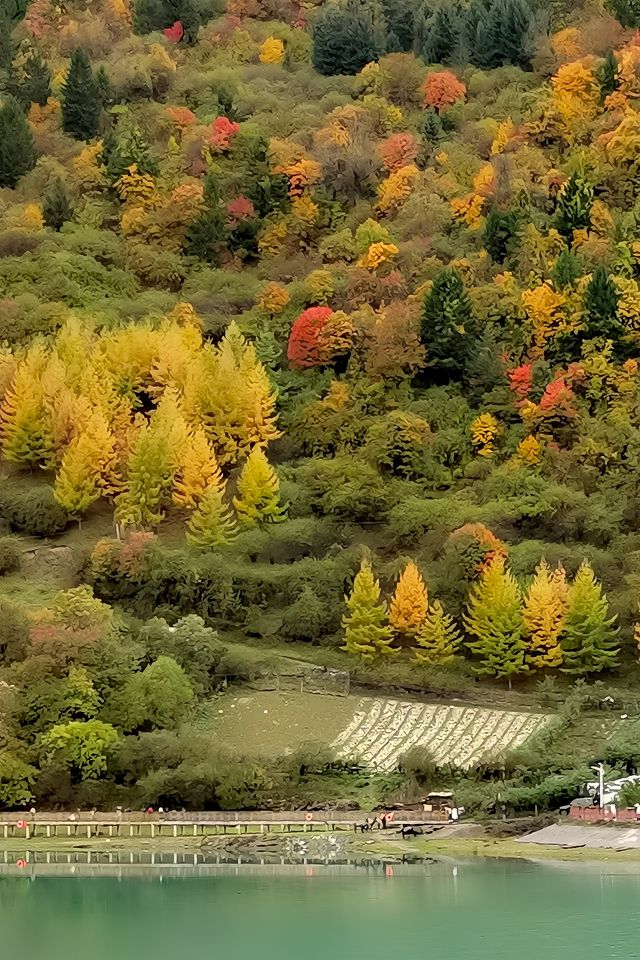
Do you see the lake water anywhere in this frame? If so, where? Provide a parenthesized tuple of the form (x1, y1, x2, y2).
(1, 857, 639, 959)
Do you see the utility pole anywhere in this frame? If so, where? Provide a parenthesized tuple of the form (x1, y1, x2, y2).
(592, 762, 605, 814)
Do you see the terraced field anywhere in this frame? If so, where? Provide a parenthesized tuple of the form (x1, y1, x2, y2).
(331, 697, 548, 771)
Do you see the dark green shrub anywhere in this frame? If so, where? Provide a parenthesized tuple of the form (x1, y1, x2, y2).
(0, 486, 71, 537)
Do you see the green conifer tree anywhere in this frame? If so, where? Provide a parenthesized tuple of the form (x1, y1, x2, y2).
(312, 0, 386, 76)
(342, 559, 396, 659)
(420, 267, 475, 378)
(463, 559, 527, 687)
(423, 5, 458, 63)
(551, 248, 582, 289)
(382, 0, 417, 51)
(583, 266, 623, 343)
(184, 172, 227, 263)
(15, 50, 51, 107)
(61, 48, 101, 141)
(95, 65, 113, 108)
(461, 0, 486, 63)
(556, 173, 594, 238)
(483, 207, 520, 264)
(43, 178, 73, 231)
(422, 106, 443, 144)
(413, 0, 435, 54)
(475, 0, 531, 68)
(596, 49, 620, 103)
(413, 600, 461, 664)
(186, 484, 237, 547)
(604, 0, 640, 29)
(562, 561, 619, 675)
(0, 14, 16, 73)
(0, 94, 35, 188)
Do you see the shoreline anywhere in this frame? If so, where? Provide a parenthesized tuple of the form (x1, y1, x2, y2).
(2, 832, 640, 863)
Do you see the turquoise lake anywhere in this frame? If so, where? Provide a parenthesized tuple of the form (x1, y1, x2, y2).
(1, 858, 638, 959)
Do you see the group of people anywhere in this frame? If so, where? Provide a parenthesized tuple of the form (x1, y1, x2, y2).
(355, 814, 393, 833)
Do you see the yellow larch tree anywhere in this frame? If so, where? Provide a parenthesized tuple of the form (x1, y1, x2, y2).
(342, 559, 396, 659)
(173, 425, 223, 510)
(389, 561, 428, 636)
(54, 411, 120, 521)
(186, 480, 237, 547)
(233, 446, 287, 526)
(0, 342, 56, 468)
(523, 560, 567, 669)
(413, 600, 461, 664)
(114, 417, 174, 530)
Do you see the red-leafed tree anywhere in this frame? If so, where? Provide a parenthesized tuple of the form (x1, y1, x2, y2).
(508, 364, 533, 401)
(208, 116, 240, 151)
(227, 195, 255, 226)
(163, 21, 184, 42)
(287, 307, 334, 368)
(422, 71, 466, 112)
(379, 132, 419, 173)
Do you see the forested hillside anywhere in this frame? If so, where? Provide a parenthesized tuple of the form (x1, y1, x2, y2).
(1, 0, 640, 811)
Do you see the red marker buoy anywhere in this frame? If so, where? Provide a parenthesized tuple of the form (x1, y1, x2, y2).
(16, 859, 27, 870)
(16, 820, 27, 830)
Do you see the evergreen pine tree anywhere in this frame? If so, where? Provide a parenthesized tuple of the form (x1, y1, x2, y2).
(413, 600, 461, 664)
(551, 248, 582, 289)
(562, 561, 619, 675)
(475, 0, 531, 68)
(0, 14, 16, 73)
(186, 482, 237, 547)
(462, 0, 487, 64)
(556, 173, 594, 238)
(422, 106, 443, 144)
(95, 65, 113, 108)
(413, 0, 435, 54)
(232, 446, 287, 526)
(423, 5, 458, 63)
(389, 561, 428, 636)
(16, 50, 51, 107)
(523, 561, 567, 670)
(483, 207, 520, 264)
(184, 172, 226, 263)
(132, 0, 166, 33)
(596, 49, 620, 103)
(0, 94, 35, 188)
(382, 0, 417, 51)
(420, 267, 475, 378)
(43, 178, 73, 231)
(604, 0, 640, 29)
(61, 48, 101, 141)
(583, 266, 623, 343)
(342, 559, 396, 659)
(312, 0, 386, 76)
(463, 558, 527, 686)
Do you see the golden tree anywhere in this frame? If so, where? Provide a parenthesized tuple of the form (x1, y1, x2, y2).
(342, 559, 396, 659)
(523, 561, 567, 669)
(233, 446, 287, 526)
(0, 342, 55, 468)
(389, 561, 428, 636)
(173, 425, 223, 510)
(413, 600, 461, 665)
(186, 481, 237, 547)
